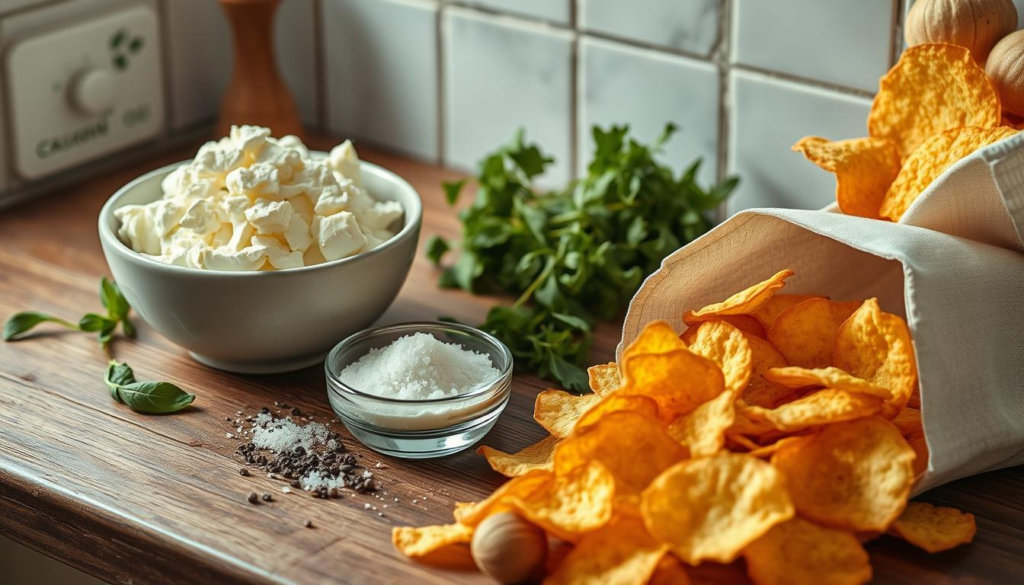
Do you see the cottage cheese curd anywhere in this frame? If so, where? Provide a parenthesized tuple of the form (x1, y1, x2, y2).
(114, 126, 403, 271)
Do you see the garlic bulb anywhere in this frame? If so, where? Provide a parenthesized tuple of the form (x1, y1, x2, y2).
(905, 0, 1018, 63)
(986, 30, 1024, 116)
(471, 512, 547, 584)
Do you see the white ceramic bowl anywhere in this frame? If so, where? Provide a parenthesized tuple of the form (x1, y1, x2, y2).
(98, 156, 422, 374)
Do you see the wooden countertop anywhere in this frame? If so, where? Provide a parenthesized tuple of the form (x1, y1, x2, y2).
(0, 138, 1021, 585)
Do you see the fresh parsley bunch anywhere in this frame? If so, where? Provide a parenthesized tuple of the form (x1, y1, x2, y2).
(427, 124, 738, 393)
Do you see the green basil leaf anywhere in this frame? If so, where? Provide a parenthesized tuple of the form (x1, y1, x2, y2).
(3, 311, 71, 341)
(425, 235, 450, 265)
(442, 179, 466, 206)
(79, 313, 115, 333)
(116, 381, 195, 414)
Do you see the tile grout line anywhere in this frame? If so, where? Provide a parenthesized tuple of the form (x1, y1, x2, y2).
(568, 0, 578, 182)
(313, 0, 328, 135)
(715, 0, 733, 222)
(435, 1, 446, 166)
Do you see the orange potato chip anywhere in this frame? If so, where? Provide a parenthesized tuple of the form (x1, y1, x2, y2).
(685, 321, 753, 395)
(768, 298, 861, 369)
(620, 348, 725, 420)
(575, 394, 660, 432)
(623, 320, 688, 359)
(683, 270, 795, 324)
(833, 299, 917, 416)
(744, 516, 872, 585)
(751, 294, 823, 330)
(545, 516, 667, 585)
(771, 417, 915, 532)
(765, 366, 893, 402)
(667, 390, 737, 458)
(908, 435, 930, 478)
(726, 430, 765, 452)
(792, 136, 901, 219)
(555, 411, 685, 495)
(891, 406, 924, 440)
(478, 436, 560, 477)
(741, 333, 798, 408)
(868, 43, 1001, 158)
(880, 126, 1018, 221)
(648, 554, 691, 585)
(743, 388, 883, 433)
(454, 470, 552, 527)
(588, 362, 621, 397)
(534, 390, 602, 438)
(506, 460, 616, 542)
(888, 501, 976, 553)
(392, 523, 474, 559)
(907, 385, 921, 410)
(744, 436, 808, 459)
(641, 453, 794, 564)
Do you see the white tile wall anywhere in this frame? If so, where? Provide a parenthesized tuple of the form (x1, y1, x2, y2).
(444, 8, 573, 186)
(728, 70, 872, 214)
(0, 0, 50, 17)
(578, 0, 720, 56)
(578, 36, 719, 185)
(733, 0, 894, 93)
(323, 0, 439, 161)
(459, 0, 570, 25)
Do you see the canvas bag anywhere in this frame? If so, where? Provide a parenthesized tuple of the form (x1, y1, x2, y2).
(620, 134, 1024, 494)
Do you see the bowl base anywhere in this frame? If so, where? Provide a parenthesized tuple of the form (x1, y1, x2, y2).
(190, 351, 327, 374)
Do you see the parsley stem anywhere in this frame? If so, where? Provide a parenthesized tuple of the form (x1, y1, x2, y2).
(513, 260, 553, 309)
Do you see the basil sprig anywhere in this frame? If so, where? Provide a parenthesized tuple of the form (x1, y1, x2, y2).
(4, 277, 195, 414)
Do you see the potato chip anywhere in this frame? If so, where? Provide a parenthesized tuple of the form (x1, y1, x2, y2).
(668, 390, 736, 458)
(507, 460, 616, 542)
(765, 366, 893, 402)
(744, 436, 807, 459)
(771, 416, 915, 532)
(575, 394, 660, 432)
(891, 406, 923, 440)
(555, 411, 685, 495)
(648, 554, 691, 585)
(545, 516, 667, 585)
(535, 390, 602, 438)
(478, 436, 559, 477)
(726, 430, 765, 452)
(792, 136, 901, 219)
(744, 516, 872, 585)
(454, 470, 552, 527)
(880, 126, 1018, 220)
(888, 501, 976, 553)
(768, 298, 861, 369)
(683, 270, 794, 324)
(868, 43, 1001, 158)
(623, 320, 688, 358)
(620, 349, 725, 420)
(641, 453, 794, 564)
(909, 435, 930, 478)
(392, 523, 474, 558)
(743, 389, 882, 432)
(685, 321, 753, 395)
(833, 299, 917, 415)
(751, 294, 823, 330)
(907, 385, 921, 410)
(741, 334, 798, 408)
(588, 362, 621, 397)
(683, 315, 767, 344)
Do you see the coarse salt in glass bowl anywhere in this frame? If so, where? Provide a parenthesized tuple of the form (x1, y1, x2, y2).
(325, 322, 513, 459)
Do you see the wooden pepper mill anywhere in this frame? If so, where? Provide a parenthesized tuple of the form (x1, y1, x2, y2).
(216, 0, 305, 139)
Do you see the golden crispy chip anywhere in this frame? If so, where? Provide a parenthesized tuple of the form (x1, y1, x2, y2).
(730, 401, 779, 437)
(535, 390, 602, 438)
(642, 453, 794, 564)
(793, 136, 901, 219)
(771, 417, 915, 532)
(765, 366, 893, 402)
(834, 298, 918, 416)
(392, 523, 473, 558)
(909, 435, 930, 478)
(880, 126, 1018, 221)
(682, 315, 767, 343)
(683, 270, 795, 324)
(868, 43, 1001, 158)
(575, 394, 660, 432)
(744, 516, 872, 585)
(741, 334, 798, 408)
(648, 555, 691, 585)
(620, 349, 725, 420)
(478, 436, 560, 477)
(888, 501, 976, 553)
(891, 406, 923, 440)
(744, 389, 883, 432)
(668, 390, 736, 458)
(752, 294, 823, 330)
(588, 363, 621, 397)
(907, 385, 921, 410)
(685, 321, 753, 395)
(555, 411, 686, 495)
(744, 436, 808, 459)
(726, 431, 765, 452)
(454, 470, 552, 527)
(507, 460, 616, 542)
(623, 320, 688, 359)
(768, 298, 861, 369)
(545, 516, 667, 585)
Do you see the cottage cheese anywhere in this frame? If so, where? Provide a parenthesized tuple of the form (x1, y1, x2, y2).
(114, 126, 403, 271)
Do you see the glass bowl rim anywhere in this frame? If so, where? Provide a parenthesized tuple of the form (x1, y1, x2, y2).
(325, 321, 514, 405)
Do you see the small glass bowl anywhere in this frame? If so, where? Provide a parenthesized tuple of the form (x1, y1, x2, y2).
(325, 321, 513, 459)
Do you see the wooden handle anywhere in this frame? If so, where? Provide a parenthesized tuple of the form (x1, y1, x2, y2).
(215, 0, 305, 139)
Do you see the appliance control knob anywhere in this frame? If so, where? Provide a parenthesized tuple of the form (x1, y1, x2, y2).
(68, 68, 115, 115)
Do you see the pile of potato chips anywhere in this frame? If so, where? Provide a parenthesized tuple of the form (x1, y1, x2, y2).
(795, 43, 1019, 222)
(393, 270, 978, 584)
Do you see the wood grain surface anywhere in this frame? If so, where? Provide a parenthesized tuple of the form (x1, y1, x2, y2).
(0, 137, 1021, 585)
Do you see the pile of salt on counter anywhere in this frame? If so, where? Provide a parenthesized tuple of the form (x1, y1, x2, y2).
(339, 332, 499, 399)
